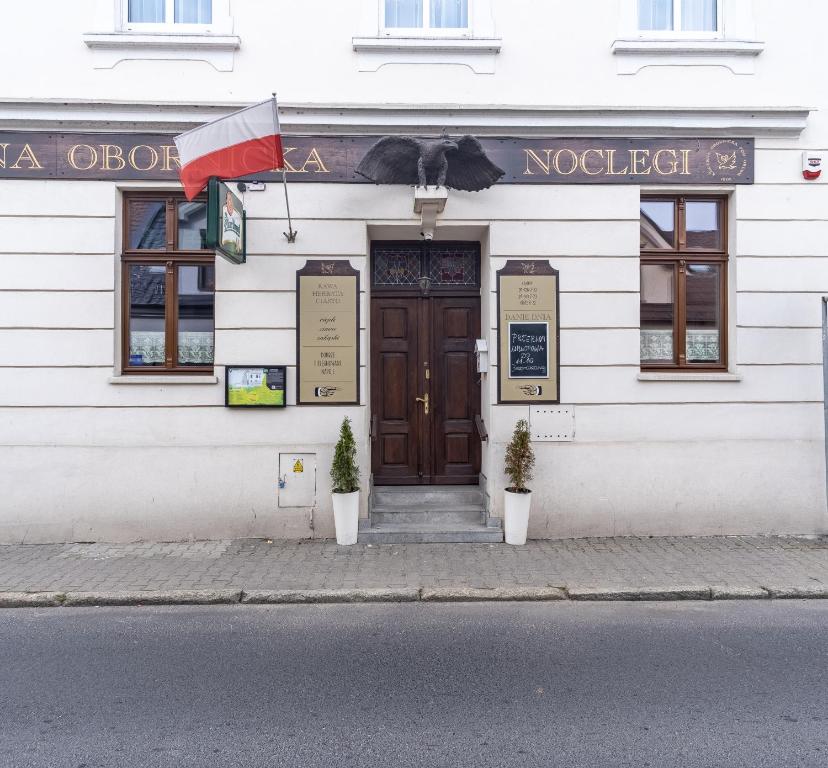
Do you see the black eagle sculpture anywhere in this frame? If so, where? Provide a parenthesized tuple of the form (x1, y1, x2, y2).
(356, 132, 504, 191)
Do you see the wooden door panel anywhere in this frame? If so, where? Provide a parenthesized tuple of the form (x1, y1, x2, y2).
(381, 354, 408, 420)
(431, 298, 481, 484)
(371, 298, 421, 484)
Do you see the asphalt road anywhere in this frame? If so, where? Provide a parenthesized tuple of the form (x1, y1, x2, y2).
(1, 602, 827, 768)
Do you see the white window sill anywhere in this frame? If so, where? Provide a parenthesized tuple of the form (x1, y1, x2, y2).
(109, 375, 219, 385)
(83, 32, 240, 71)
(638, 372, 742, 383)
(352, 35, 501, 73)
(611, 38, 764, 75)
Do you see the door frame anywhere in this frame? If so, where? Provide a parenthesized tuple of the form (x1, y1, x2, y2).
(369, 241, 483, 486)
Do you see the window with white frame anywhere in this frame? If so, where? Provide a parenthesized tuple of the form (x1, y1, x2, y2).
(638, 0, 720, 34)
(124, 0, 213, 31)
(383, 0, 470, 34)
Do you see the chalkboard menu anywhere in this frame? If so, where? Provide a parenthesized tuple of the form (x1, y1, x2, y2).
(498, 261, 559, 403)
(509, 322, 549, 378)
(296, 260, 360, 405)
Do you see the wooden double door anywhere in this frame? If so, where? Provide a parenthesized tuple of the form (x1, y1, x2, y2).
(371, 294, 481, 485)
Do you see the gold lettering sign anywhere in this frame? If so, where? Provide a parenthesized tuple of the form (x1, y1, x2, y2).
(297, 260, 360, 405)
(498, 261, 559, 404)
(0, 132, 754, 184)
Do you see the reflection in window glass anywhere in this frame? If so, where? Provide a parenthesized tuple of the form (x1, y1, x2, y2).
(686, 264, 721, 362)
(431, 0, 468, 28)
(685, 200, 721, 250)
(640, 264, 675, 363)
(177, 265, 215, 365)
(682, 0, 717, 31)
(127, 200, 166, 249)
(640, 200, 675, 249)
(128, 265, 166, 366)
(385, 0, 423, 27)
(175, 0, 212, 23)
(638, 0, 672, 30)
(128, 0, 165, 23)
(178, 201, 208, 250)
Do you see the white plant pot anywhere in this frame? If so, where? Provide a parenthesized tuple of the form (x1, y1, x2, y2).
(332, 490, 360, 545)
(504, 489, 532, 546)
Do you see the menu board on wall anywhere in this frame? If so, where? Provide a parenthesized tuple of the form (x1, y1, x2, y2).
(498, 261, 559, 404)
(508, 322, 549, 379)
(296, 260, 360, 405)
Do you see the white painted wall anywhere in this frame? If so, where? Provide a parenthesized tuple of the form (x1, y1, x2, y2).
(1, 0, 828, 541)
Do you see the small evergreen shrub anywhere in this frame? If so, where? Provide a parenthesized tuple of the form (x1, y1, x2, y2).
(331, 416, 360, 494)
(504, 418, 535, 493)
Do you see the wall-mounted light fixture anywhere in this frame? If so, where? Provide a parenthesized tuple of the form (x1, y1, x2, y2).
(418, 275, 433, 295)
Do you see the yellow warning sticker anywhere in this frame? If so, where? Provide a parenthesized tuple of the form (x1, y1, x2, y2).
(293, 459, 304, 473)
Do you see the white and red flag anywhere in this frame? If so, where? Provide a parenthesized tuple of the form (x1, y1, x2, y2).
(174, 97, 284, 200)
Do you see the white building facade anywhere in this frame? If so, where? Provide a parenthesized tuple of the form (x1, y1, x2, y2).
(1, 0, 827, 543)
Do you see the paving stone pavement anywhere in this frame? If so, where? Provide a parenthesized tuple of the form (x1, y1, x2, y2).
(0, 536, 827, 595)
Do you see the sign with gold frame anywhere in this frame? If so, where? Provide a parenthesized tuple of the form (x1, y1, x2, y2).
(498, 260, 560, 404)
(296, 260, 360, 405)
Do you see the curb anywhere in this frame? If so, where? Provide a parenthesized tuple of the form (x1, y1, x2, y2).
(567, 586, 712, 601)
(0, 584, 826, 607)
(421, 586, 567, 602)
(241, 588, 419, 604)
(61, 590, 243, 606)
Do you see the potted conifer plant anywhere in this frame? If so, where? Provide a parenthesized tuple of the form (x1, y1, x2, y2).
(503, 418, 535, 545)
(330, 416, 360, 545)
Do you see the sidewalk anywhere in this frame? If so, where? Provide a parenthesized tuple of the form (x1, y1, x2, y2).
(1, 536, 827, 606)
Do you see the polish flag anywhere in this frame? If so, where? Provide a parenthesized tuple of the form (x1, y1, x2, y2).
(174, 98, 284, 200)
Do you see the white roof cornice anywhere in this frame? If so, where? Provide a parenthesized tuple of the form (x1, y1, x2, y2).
(0, 99, 812, 138)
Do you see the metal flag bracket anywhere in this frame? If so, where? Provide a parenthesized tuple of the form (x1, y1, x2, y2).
(273, 92, 298, 243)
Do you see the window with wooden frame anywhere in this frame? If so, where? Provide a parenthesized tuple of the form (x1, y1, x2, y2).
(640, 195, 728, 370)
(121, 192, 215, 374)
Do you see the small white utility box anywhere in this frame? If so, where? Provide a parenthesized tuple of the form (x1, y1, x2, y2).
(530, 406, 575, 442)
(474, 339, 489, 373)
(278, 453, 316, 507)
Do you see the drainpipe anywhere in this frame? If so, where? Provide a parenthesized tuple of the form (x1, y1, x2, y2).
(822, 297, 828, 519)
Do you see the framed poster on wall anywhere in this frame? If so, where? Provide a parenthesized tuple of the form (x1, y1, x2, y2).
(497, 260, 560, 404)
(225, 366, 287, 407)
(206, 178, 246, 264)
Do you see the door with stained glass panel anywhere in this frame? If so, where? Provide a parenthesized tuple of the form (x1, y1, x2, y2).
(370, 242, 482, 485)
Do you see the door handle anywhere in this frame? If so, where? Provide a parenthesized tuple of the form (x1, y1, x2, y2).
(415, 393, 430, 415)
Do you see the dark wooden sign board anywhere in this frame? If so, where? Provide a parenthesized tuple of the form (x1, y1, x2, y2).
(0, 133, 754, 185)
(498, 260, 560, 404)
(296, 260, 360, 406)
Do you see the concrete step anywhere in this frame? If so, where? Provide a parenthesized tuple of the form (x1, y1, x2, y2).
(357, 518, 503, 544)
(372, 485, 484, 507)
(371, 506, 485, 526)
(362, 484, 498, 544)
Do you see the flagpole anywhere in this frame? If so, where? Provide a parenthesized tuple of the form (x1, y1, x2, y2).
(273, 93, 298, 243)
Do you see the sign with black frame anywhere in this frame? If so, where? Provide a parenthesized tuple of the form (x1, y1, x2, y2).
(206, 177, 246, 264)
(296, 260, 360, 405)
(497, 260, 560, 404)
(225, 366, 287, 408)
